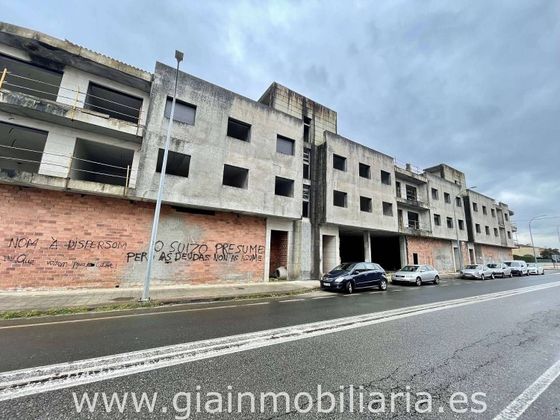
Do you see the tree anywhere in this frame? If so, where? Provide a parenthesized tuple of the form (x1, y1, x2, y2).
(514, 254, 535, 263)
(540, 248, 560, 259)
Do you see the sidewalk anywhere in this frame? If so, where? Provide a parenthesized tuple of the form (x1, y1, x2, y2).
(0, 281, 319, 312)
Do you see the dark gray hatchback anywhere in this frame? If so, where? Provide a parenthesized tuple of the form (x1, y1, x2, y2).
(320, 262, 388, 294)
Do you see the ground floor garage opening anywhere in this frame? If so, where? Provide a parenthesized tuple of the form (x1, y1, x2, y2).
(371, 234, 402, 271)
(269, 230, 288, 275)
(339, 231, 364, 263)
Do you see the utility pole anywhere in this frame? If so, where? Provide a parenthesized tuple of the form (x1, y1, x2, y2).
(528, 215, 547, 265)
(141, 50, 184, 302)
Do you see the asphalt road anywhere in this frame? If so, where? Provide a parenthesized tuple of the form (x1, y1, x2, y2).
(1, 272, 560, 418)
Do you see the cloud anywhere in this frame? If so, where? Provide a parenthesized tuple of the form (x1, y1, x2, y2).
(4, 0, 560, 246)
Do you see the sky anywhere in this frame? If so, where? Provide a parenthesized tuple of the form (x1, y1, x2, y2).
(4, 0, 560, 249)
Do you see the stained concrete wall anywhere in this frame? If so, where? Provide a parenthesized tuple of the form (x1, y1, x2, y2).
(323, 132, 398, 233)
(135, 63, 303, 220)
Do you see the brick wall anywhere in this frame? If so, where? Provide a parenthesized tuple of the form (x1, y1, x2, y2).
(406, 236, 460, 272)
(0, 185, 266, 289)
(479, 244, 513, 263)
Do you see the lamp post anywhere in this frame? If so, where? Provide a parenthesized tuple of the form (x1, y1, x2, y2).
(141, 50, 184, 302)
(528, 214, 547, 265)
(453, 186, 476, 271)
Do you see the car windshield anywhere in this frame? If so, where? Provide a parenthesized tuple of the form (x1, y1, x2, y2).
(332, 263, 356, 272)
(487, 264, 498, 268)
(465, 265, 479, 269)
(400, 266, 419, 272)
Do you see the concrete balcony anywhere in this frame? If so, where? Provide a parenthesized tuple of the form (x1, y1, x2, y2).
(0, 89, 144, 142)
(398, 220, 432, 236)
(396, 196, 430, 210)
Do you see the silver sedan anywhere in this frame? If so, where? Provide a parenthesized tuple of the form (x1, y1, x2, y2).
(486, 263, 513, 278)
(392, 265, 440, 286)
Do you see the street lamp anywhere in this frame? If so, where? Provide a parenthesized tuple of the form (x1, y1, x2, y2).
(528, 214, 547, 265)
(142, 50, 184, 302)
(453, 186, 476, 270)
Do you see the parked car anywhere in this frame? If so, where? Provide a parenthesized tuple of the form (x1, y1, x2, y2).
(460, 264, 494, 280)
(391, 265, 440, 286)
(527, 263, 545, 275)
(321, 262, 388, 294)
(486, 263, 513, 278)
(504, 260, 529, 276)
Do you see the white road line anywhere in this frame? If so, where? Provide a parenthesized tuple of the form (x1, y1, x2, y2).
(368, 291, 381, 294)
(244, 302, 270, 306)
(1, 281, 559, 402)
(343, 294, 357, 297)
(493, 359, 560, 420)
(311, 296, 335, 300)
(279, 298, 305, 303)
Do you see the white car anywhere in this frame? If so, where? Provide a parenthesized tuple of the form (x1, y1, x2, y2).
(486, 263, 513, 278)
(392, 265, 440, 286)
(460, 264, 494, 280)
(527, 263, 544, 275)
(504, 260, 529, 276)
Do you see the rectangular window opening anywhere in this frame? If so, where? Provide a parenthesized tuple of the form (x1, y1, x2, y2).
(381, 170, 391, 185)
(333, 154, 346, 171)
(360, 196, 372, 212)
(382, 201, 393, 216)
(447, 217, 454, 229)
(275, 176, 294, 197)
(475, 223, 481, 233)
(156, 149, 190, 177)
(431, 188, 439, 200)
(458, 220, 465, 230)
(164, 98, 196, 125)
(434, 214, 441, 226)
(227, 118, 251, 141)
(303, 147, 311, 180)
(444, 192, 451, 203)
(359, 163, 371, 179)
(222, 164, 248, 189)
(0, 121, 47, 174)
(85, 83, 142, 123)
(71, 138, 134, 187)
(333, 190, 347, 207)
(456, 196, 462, 207)
(277, 135, 295, 155)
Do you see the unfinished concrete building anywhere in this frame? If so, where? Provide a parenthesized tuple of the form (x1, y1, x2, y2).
(0, 23, 516, 289)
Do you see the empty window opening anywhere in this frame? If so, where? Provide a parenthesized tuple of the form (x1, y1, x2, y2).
(491, 208, 496, 217)
(485, 226, 490, 235)
(434, 214, 441, 226)
(431, 188, 439, 200)
(156, 149, 190, 177)
(494, 228, 499, 237)
(505, 213, 509, 221)
(303, 116, 311, 142)
(85, 83, 142, 123)
(458, 220, 465, 230)
(277, 135, 295, 155)
(333, 154, 346, 171)
(333, 190, 347, 207)
(165, 98, 196, 125)
(482, 205, 487, 215)
(0, 121, 47, 174)
(507, 231, 511, 239)
(0, 53, 62, 101)
(222, 164, 248, 189)
(381, 170, 391, 185)
(303, 147, 311, 180)
(447, 217, 454, 229)
(71, 139, 134, 187)
(456, 196, 462, 207)
(360, 196, 372, 212)
(275, 176, 294, 197)
(413, 253, 419, 265)
(406, 185, 418, 201)
(383, 201, 393, 216)
(408, 212, 420, 229)
(302, 184, 310, 218)
(396, 181, 402, 197)
(359, 163, 371, 179)
(444, 192, 451, 203)
(227, 118, 250, 141)
(473, 202, 478, 212)
(475, 223, 481, 233)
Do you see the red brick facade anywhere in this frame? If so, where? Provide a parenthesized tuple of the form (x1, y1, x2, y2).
(406, 236, 467, 272)
(0, 185, 266, 289)
(478, 244, 513, 263)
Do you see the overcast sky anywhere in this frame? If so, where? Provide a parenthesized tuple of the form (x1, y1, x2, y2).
(4, 1, 560, 248)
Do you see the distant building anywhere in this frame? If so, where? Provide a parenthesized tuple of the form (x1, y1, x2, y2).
(0, 23, 516, 289)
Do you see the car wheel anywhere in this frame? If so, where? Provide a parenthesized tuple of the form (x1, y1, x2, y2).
(541, 271, 545, 275)
(345, 281, 354, 294)
(433, 275, 440, 285)
(490, 273, 495, 279)
(416, 277, 422, 287)
(509, 273, 513, 278)
(481, 274, 485, 280)
(379, 279, 387, 291)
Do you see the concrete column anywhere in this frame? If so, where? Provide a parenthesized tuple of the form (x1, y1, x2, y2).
(399, 235, 408, 267)
(39, 132, 75, 178)
(363, 232, 371, 262)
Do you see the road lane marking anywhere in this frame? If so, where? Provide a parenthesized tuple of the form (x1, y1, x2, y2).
(1, 281, 560, 402)
(493, 359, 560, 420)
(279, 298, 305, 303)
(311, 296, 335, 300)
(244, 302, 270, 306)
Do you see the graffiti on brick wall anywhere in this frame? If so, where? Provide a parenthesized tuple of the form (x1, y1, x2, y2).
(126, 241, 265, 264)
(2, 236, 124, 269)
